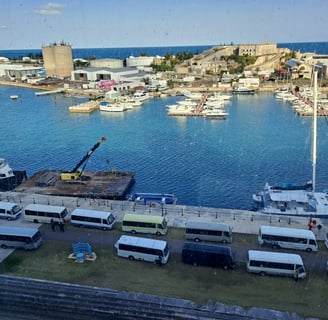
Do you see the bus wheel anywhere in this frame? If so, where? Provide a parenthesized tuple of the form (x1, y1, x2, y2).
(223, 265, 228, 270)
(222, 239, 227, 244)
(1, 244, 7, 249)
(194, 238, 200, 242)
(7, 217, 12, 221)
(128, 256, 135, 261)
(33, 219, 39, 223)
(259, 271, 266, 276)
(131, 230, 136, 234)
(306, 248, 312, 253)
(156, 232, 161, 236)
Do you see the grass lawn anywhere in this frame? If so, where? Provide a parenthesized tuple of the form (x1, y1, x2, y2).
(0, 240, 327, 319)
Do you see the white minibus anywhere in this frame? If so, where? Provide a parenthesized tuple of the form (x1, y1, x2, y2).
(258, 225, 318, 252)
(247, 250, 306, 279)
(184, 221, 232, 243)
(0, 226, 42, 250)
(24, 204, 69, 225)
(0, 201, 22, 220)
(114, 235, 170, 264)
(122, 214, 168, 235)
(70, 208, 115, 230)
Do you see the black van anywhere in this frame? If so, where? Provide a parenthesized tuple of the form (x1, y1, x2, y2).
(181, 242, 235, 270)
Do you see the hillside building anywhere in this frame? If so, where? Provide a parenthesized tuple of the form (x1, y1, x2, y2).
(238, 43, 278, 56)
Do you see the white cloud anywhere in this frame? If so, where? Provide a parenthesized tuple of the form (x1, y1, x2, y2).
(34, 2, 65, 16)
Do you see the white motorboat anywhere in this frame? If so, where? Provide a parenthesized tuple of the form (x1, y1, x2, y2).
(99, 102, 126, 112)
(207, 93, 232, 101)
(252, 71, 328, 217)
(182, 90, 203, 100)
(232, 86, 255, 94)
(203, 108, 229, 119)
(133, 90, 150, 102)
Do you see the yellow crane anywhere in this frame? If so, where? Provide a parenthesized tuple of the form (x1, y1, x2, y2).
(60, 136, 107, 181)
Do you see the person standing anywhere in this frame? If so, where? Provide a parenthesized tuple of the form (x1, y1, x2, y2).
(59, 221, 65, 232)
(50, 219, 55, 232)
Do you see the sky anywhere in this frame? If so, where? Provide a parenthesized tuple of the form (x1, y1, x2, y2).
(0, 0, 327, 50)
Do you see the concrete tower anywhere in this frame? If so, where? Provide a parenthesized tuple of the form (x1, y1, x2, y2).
(42, 42, 74, 78)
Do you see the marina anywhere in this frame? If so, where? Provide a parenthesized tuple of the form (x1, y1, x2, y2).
(253, 71, 328, 218)
(2, 82, 328, 211)
(167, 92, 230, 118)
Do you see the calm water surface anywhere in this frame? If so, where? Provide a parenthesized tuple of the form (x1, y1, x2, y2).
(1, 86, 328, 210)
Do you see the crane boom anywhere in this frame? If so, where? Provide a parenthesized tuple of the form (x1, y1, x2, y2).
(70, 136, 107, 173)
(60, 136, 107, 181)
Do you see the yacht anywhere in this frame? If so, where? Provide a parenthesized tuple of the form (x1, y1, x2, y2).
(133, 90, 150, 102)
(252, 71, 328, 218)
(232, 86, 255, 94)
(182, 90, 203, 100)
(0, 158, 27, 191)
(99, 102, 126, 112)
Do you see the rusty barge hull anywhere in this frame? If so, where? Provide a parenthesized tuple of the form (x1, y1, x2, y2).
(15, 170, 135, 200)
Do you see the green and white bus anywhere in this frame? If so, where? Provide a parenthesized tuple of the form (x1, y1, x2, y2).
(122, 214, 168, 235)
(115, 235, 170, 264)
(24, 204, 69, 225)
(184, 221, 232, 243)
(247, 250, 306, 279)
(258, 225, 318, 252)
(0, 226, 42, 250)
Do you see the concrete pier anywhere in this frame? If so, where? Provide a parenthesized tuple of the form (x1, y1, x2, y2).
(1, 190, 325, 239)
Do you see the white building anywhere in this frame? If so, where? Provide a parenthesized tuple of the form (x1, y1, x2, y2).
(90, 58, 123, 69)
(126, 56, 155, 67)
(0, 64, 43, 80)
(238, 77, 260, 88)
(71, 67, 148, 92)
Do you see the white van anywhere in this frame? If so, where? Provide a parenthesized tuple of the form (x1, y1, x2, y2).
(70, 208, 115, 230)
(0, 201, 22, 220)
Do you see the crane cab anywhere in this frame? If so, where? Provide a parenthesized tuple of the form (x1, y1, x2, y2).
(60, 171, 81, 181)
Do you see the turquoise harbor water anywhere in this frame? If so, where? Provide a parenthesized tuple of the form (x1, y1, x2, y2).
(2, 86, 328, 210)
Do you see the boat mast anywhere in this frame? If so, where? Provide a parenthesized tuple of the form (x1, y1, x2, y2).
(312, 70, 318, 192)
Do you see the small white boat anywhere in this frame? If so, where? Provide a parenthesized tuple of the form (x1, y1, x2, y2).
(204, 109, 229, 119)
(182, 90, 203, 100)
(99, 103, 126, 112)
(10, 95, 19, 100)
(133, 90, 150, 102)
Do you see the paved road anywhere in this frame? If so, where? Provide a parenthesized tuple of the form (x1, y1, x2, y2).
(39, 222, 328, 274)
(1, 191, 328, 273)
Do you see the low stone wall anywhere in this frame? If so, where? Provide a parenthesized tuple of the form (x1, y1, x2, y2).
(0, 275, 316, 320)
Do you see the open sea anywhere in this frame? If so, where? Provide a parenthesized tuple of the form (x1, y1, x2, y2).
(1, 42, 328, 210)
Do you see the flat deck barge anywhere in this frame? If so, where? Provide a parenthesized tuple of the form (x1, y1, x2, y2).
(15, 169, 134, 200)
